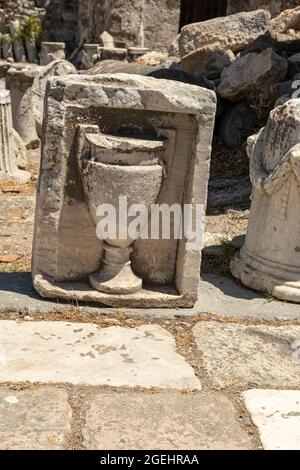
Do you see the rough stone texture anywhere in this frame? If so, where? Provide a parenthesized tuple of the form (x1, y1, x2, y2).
(0, 90, 30, 183)
(271, 6, 300, 37)
(181, 45, 235, 80)
(227, 1, 300, 17)
(32, 73, 216, 307)
(0, 388, 72, 450)
(6, 63, 40, 148)
(193, 321, 300, 389)
(179, 10, 271, 57)
(40, 42, 66, 66)
(243, 389, 300, 450)
(0, 321, 200, 389)
(218, 48, 288, 101)
(144, 0, 180, 52)
(31, 60, 76, 137)
(83, 392, 252, 450)
(231, 100, 300, 302)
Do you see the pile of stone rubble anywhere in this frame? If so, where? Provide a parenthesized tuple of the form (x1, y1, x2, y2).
(171, 7, 300, 148)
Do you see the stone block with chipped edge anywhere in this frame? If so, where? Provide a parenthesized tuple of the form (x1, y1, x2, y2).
(32, 73, 216, 307)
(0, 321, 201, 389)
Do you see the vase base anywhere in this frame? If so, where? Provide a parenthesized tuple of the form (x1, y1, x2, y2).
(89, 244, 142, 295)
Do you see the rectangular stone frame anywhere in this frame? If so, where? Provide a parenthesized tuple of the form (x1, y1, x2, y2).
(32, 74, 216, 308)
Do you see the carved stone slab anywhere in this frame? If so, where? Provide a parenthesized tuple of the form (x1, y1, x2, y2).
(32, 74, 216, 307)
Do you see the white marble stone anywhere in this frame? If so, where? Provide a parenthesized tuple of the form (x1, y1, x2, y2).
(231, 99, 300, 303)
(243, 389, 300, 450)
(0, 321, 200, 389)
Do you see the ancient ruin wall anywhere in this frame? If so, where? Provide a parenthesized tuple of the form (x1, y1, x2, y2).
(0, 1, 180, 51)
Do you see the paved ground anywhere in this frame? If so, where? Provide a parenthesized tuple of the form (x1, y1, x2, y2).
(0, 146, 300, 450)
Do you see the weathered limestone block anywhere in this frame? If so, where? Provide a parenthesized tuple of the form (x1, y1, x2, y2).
(0, 90, 30, 183)
(6, 64, 40, 149)
(271, 6, 300, 37)
(231, 99, 300, 303)
(181, 45, 235, 80)
(99, 31, 114, 48)
(40, 42, 66, 66)
(32, 74, 216, 307)
(179, 10, 271, 57)
(31, 60, 77, 138)
(218, 48, 288, 101)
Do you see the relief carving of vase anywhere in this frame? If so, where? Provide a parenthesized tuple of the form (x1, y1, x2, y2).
(78, 129, 164, 294)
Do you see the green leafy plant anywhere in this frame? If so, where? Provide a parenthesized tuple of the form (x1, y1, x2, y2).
(15, 16, 41, 42)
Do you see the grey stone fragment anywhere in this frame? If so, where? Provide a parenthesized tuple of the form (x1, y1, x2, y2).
(218, 48, 288, 101)
(0, 388, 72, 450)
(179, 10, 271, 57)
(83, 392, 252, 450)
(193, 321, 300, 389)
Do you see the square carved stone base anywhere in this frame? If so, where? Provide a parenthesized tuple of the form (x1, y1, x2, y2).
(34, 274, 196, 308)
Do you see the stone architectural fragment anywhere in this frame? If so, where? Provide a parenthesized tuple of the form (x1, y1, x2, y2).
(0, 89, 30, 183)
(181, 45, 235, 79)
(81, 44, 100, 69)
(32, 74, 216, 307)
(40, 42, 66, 66)
(31, 60, 77, 137)
(218, 48, 288, 101)
(231, 99, 300, 302)
(6, 64, 40, 148)
(178, 10, 271, 57)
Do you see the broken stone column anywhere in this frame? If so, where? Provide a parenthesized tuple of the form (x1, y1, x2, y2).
(231, 99, 300, 303)
(32, 74, 216, 308)
(0, 90, 30, 183)
(6, 64, 40, 149)
(40, 42, 65, 65)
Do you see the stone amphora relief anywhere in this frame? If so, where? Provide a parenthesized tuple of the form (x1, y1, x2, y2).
(77, 128, 164, 294)
(32, 74, 216, 308)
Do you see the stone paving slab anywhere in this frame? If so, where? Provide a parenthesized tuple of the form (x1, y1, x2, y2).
(83, 391, 252, 450)
(197, 274, 300, 321)
(1, 272, 300, 321)
(0, 321, 200, 389)
(0, 387, 71, 450)
(243, 389, 300, 450)
(193, 321, 300, 389)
